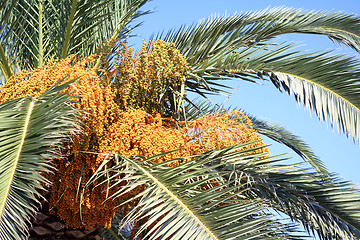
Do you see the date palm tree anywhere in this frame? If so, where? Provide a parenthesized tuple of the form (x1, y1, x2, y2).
(1, 1, 360, 239)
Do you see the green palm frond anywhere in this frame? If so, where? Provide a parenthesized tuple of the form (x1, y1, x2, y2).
(182, 99, 218, 121)
(248, 115, 328, 174)
(65, 0, 150, 60)
(181, 97, 358, 239)
(223, 153, 360, 240)
(0, 0, 18, 84)
(158, 7, 360, 66)
(205, 41, 360, 144)
(0, 0, 150, 75)
(0, 82, 78, 240)
(155, 9, 360, 145)
(85, 142, 360, 239)
(250, 8, 360, 52)
(85, 146, 301, 240)
(181, 100, 327, 174)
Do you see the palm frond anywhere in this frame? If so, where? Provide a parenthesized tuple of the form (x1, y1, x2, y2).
(248, 114, 328, 174)
(223, 152, 360, 240)
(182, 99, 219, 121)
(87, 142, 360, 239)
(181, 100, 328, 175)
(250, 8, 360, 52)
(156, 9, 360, 139)
(0, 0, 19, 83)
(66, 0, 150, 60)
(85, 146, 300, 240)
(192, 40, 360, 145)
(0, 82, 78, 240)
(158, 7, 360, 67)
(1, 0, 150, 72)
(262, 62, 360, 144)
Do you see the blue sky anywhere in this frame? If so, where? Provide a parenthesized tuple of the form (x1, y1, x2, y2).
(131, 0, 360, 186)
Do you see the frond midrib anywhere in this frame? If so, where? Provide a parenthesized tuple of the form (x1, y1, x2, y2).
(0, 100, 35, 218)
(61, 0, 78, 59)
(127, 157, 219, 240)
(301, 26, 360, 40)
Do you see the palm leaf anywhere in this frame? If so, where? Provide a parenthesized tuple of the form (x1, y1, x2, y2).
(158, 8, 360, 67)
(62, 0, 150, 59)
(0, 82, 78, 240)
(87, 144, 360, 239)
(0, 0, 19, 83)
(84, 146, 304, 240)
(181, 100, 327, 174)
(222, 152, 360, 240)
(248, 115, 328, 174)
(248, 8, 360, 52)
(155, 9, 360, 145)
(1, 0, 150, 73)
(205, 42, 360, 144)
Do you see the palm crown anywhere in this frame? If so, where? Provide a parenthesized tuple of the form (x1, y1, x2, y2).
(1, 1, 360, 240)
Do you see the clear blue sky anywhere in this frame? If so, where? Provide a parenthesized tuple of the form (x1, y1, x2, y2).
(131, 0, 360, 186)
